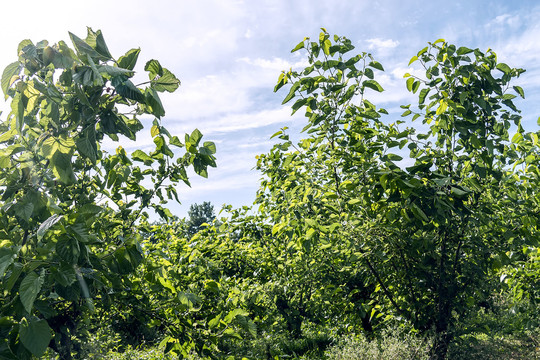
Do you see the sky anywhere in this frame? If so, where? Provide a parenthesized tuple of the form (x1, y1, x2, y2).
(1, 0, 539, 218)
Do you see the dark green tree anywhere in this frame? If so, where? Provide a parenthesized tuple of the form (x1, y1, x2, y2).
(262, 30, 539, 359)
(0, 28, 216, 359)
(186, 201, 216, 238)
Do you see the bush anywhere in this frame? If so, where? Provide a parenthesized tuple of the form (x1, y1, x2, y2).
(325, 330, 431, 360)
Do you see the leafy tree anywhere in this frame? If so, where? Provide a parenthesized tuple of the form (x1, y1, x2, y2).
(186, 201, 216, 238)
(263, 29, 539, 359)
(0, 28, 216, 359)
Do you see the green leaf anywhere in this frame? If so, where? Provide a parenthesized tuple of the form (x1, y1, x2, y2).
(511, 132, 523, 144)
(145, 88, 165, 117)
(188, 129, 203, 146)
(151, 68, 180, 93)
(0, 252, 15, 278)
(513, 86, 525, 99)
(132, 149, 154, 166)
(56, 237, 80, 264)
(291, 40, 305, 52)
(51, 151, 75, 184)
(111, 76, 145, 102)
(19, 271, 44, 313)
(457, 46, 473, 55)
(118, 48, 141, 71)
(368, 61, 384, 71)
(411, 203, 428, 222)
(37, 214, 63, 240)
(1, 62, 21, 97)
(85, 28, 112, 60)
(322, 38, 331, 55)
(496, 63, 512, 75)
(203, 141, 216, 154)
(451, 186, 469, 197)
(406, 77, 414, 92)
(69, 32, 107, 61)
(145, 59, 163, 79)
(76, 129, 98, 163)
(98, 65, 134, 78)
(306, 228, 317, 239)
(282, 82, 300, 105)
(19, 318, 52, 357)
(386, 153, 403, 161)
(14, 201, 34, 221)
(408, 55, 418, 66)
(363, 80, 384, 92)
(170, 135, 183, 147)
(419, 88, 429, 104)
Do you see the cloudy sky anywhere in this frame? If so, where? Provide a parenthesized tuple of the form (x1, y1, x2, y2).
(1, 0, 539, 218)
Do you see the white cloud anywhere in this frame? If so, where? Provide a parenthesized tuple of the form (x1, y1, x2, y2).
(366, 38, 400, 50)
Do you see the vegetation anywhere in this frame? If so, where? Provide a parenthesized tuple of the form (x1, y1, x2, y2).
(0, 28, 539, 359)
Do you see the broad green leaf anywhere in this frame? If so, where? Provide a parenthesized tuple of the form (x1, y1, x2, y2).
(188, 129, 203, 146)
(98, 65, 134, 78)
(451, 186, 469, 197)
(80, 204, 103, 215)
(19, 271, 44, 313)
(411, 203, 428, 222)
(37, 214, 63, 240)
(145, 59, 163, 78)
(368, 61, 384, 71)
(363, 80, 384, 92)
(145, 88, 165, 117)
(76, 129, 98, 163)
(386, 153, 403, 161)
(511, 132, 523, 144)
(322, 39, 331, 55)
(457, 46, 473, 55)
(496, 63, 512, 75)
(0, 252, 15, 278)
(513, 85, 524, 99)
(19, 318, 52, 357)
(408, 55, 418, 66)
(281, 82, 300, 105)
(85, 28, 112, 60)
(111, 77, 145, 102)
(56, 237, 80, 264)
(69, 32, 107, 61)
(170, 136, 183, 147)
(291, 40, 305, 52)
(51, 151, 76, 184)
(10, 93, 24, 131)
(1, 62, 21, 97)
(306, 228, 317, 239)
(419, 88, 429, 104)
(14, 201, 34, 221)
(151, 68, 180, 93)
(406, 77, 414, 92)
(118, 48, 141, 70)
(132, 149, 154, 166)
(203, 141, 216, 154)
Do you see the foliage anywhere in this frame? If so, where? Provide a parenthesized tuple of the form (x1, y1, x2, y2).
(1, 26, 540, 360)
(0, 28, 215, 359)
(325, 329, 432, 360)
(186, 201, 217, 238)
(261, 29, 540, 359)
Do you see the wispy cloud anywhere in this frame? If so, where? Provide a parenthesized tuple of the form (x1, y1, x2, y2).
(366, 38, 400, 50)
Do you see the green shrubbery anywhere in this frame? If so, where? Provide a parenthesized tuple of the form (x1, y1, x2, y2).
(1, 28, 540, 360)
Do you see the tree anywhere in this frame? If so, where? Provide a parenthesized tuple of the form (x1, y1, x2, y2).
(0, 28, 216, 359)
(262, 29, 539, 359)
(186, 201, 216, 238)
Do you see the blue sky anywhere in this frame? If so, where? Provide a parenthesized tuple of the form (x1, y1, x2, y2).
(1, 0, 539, 218)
